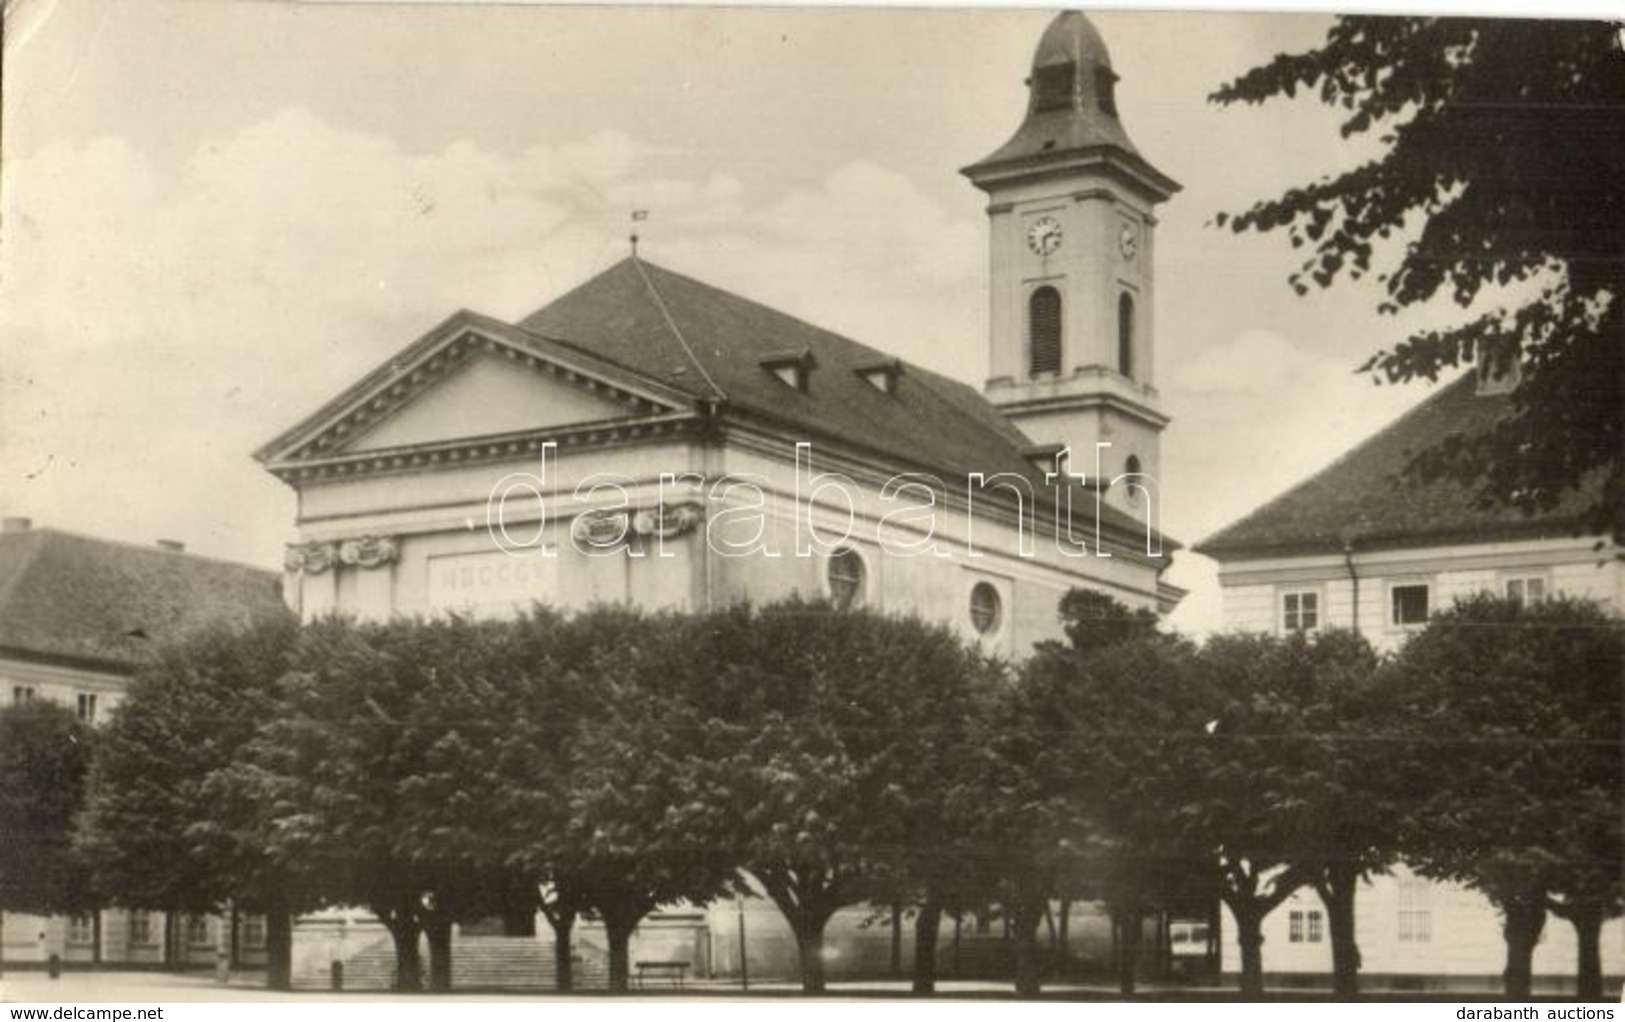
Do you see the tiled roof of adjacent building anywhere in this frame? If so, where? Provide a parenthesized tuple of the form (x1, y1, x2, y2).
(0, 524, 287, 671)
(1194, 374, 1604, 560)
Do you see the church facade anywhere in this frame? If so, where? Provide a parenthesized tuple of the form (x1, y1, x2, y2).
(254, 11, 1189, 985)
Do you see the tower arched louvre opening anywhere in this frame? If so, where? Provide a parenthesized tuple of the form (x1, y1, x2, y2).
(1094, 67, 1119, 116)
(1029, 287, 1063, 376)
(1117, 292, 1135, 378)
(1032, 63, 1075, 113)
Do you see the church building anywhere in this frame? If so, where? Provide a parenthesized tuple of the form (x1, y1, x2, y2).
(256, 11, 1184, 651)
(253, 11, 1187, 985)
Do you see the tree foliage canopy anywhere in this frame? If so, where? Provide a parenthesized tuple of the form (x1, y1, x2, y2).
(0, 699, 94, 916)
(1214, 17, 1624, 537)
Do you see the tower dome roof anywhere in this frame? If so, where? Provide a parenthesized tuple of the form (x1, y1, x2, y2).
(962, 11, 1177, 199)
(1032, 10, 1113, 72)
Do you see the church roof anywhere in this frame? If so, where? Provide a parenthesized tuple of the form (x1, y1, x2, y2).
(520, 256, 1160, 548)
(1194, 375, 1604, 560)
(0, 525, 287, 672)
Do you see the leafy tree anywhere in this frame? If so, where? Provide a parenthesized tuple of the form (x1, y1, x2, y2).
(1016, 589, 1191, 995)
(1268, 629, 1395, 998)
(0, 700, 94, 918)
(1394, 594, 1623, 998)
(540, 606, 739, 993)
(1031, 630, 1213, 995)
(1189, 633, 1325, 996)
(704, 600, 990, 993)
(250, 615, 526, 991)
(78, 613, 303, 988)
(1214, 18, 1624, 538)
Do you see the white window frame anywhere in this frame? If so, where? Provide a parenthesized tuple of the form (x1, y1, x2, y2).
(77, 692, 98, 724)
(1500, 570, 1550, 605)
(241, 914, 267, 950)
(1288, 910, 1305, 943)
(128, 910, 155, 947)
(67, 914, 95, 946)
(1388, 580, 1433, 630)
(1305, 910, 1323, 943)
(12, 685, 35, 705)
(1397, 878, 1432, 944)
(1279, 586, 1323, 635)
(186, 915, 212, 947)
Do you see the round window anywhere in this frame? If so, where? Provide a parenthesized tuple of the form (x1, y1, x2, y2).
(969, 581, 1002, 636)
(827, 547, 866, 610)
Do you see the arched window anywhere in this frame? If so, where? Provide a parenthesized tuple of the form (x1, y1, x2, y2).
(1117, 292, 1135, 378)
(969, 582, 1003, 636)
(827, 547, 866, 610)
(1029, 286, 1062, 377)
(1125, 454, 1142, 477)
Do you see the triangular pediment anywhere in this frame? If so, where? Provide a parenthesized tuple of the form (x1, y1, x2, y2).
(342, 350, 636, 453)
(256, 312, 694, 468)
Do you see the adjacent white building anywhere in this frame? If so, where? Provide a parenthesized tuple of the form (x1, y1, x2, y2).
(1195, 367, 1623, 991)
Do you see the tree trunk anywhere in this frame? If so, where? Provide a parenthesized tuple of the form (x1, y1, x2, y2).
(384, 914, 423, 992)
(1010, 898, 1044, 997)
(264, 900, 293, 993)
(546, 910, 575, 993)
(1231, 904, 1265, 997)
(1316, 869, 1362, 998)
(425, 913, 453, 992)
(1569, 906, 1603, 1001)
(1115, 905, 1143, 996)
(792, 919, 830, 993)
(1501, 899, 1545, 999)
(912, 898, 942, 994)
(890, 899, 903, 978)
(1057, 900, 1071, 976)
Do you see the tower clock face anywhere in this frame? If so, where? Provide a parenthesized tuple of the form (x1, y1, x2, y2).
(1118, 223, 1140, 261)
(1026, 217, 1063, 256)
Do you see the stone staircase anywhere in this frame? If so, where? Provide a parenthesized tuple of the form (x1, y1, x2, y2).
(293, 934, 610, 992)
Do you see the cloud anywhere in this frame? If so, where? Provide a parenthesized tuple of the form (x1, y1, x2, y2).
(0, 108, 986, 567)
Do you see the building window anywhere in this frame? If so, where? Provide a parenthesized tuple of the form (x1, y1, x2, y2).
(1504, 574, 1548, 605)
(826, 547, 867, 611)
(1117, 293, 1135, 378)
(1125, 454, 1142, 477)
(76, 692, 98, 724)
(1281, 589, 1320, 633)
(1029, 287, 1062, 376)
(1289, 909, 1324, 944)
(241, 914, 267, 950)
(12, 685, 35, 705)
(1390, 583, 1431, 628)
(1398, 879, 1432, 943)
(187, 915, 211, 947)
(128, 910, 154, 946)
(67, 915, 95, 946)
(969, 582, 1002, 636)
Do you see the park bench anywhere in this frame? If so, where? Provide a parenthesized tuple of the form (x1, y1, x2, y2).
(633, 960, 689, 989)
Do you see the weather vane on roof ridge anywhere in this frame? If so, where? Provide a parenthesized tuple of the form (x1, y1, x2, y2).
(630, 208, 649, 257)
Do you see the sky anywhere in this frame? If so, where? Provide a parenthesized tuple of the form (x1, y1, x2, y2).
(1, 0, 1494, 636)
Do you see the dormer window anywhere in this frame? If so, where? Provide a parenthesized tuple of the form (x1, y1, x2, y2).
(854, 358, 903, 395)
(1476, 349, 1521, 396)
(1022, 443, 1066, 476)
(761, 349, 817, 393)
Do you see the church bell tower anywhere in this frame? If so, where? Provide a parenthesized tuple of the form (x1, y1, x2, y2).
(963, 11, 1178, 504)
